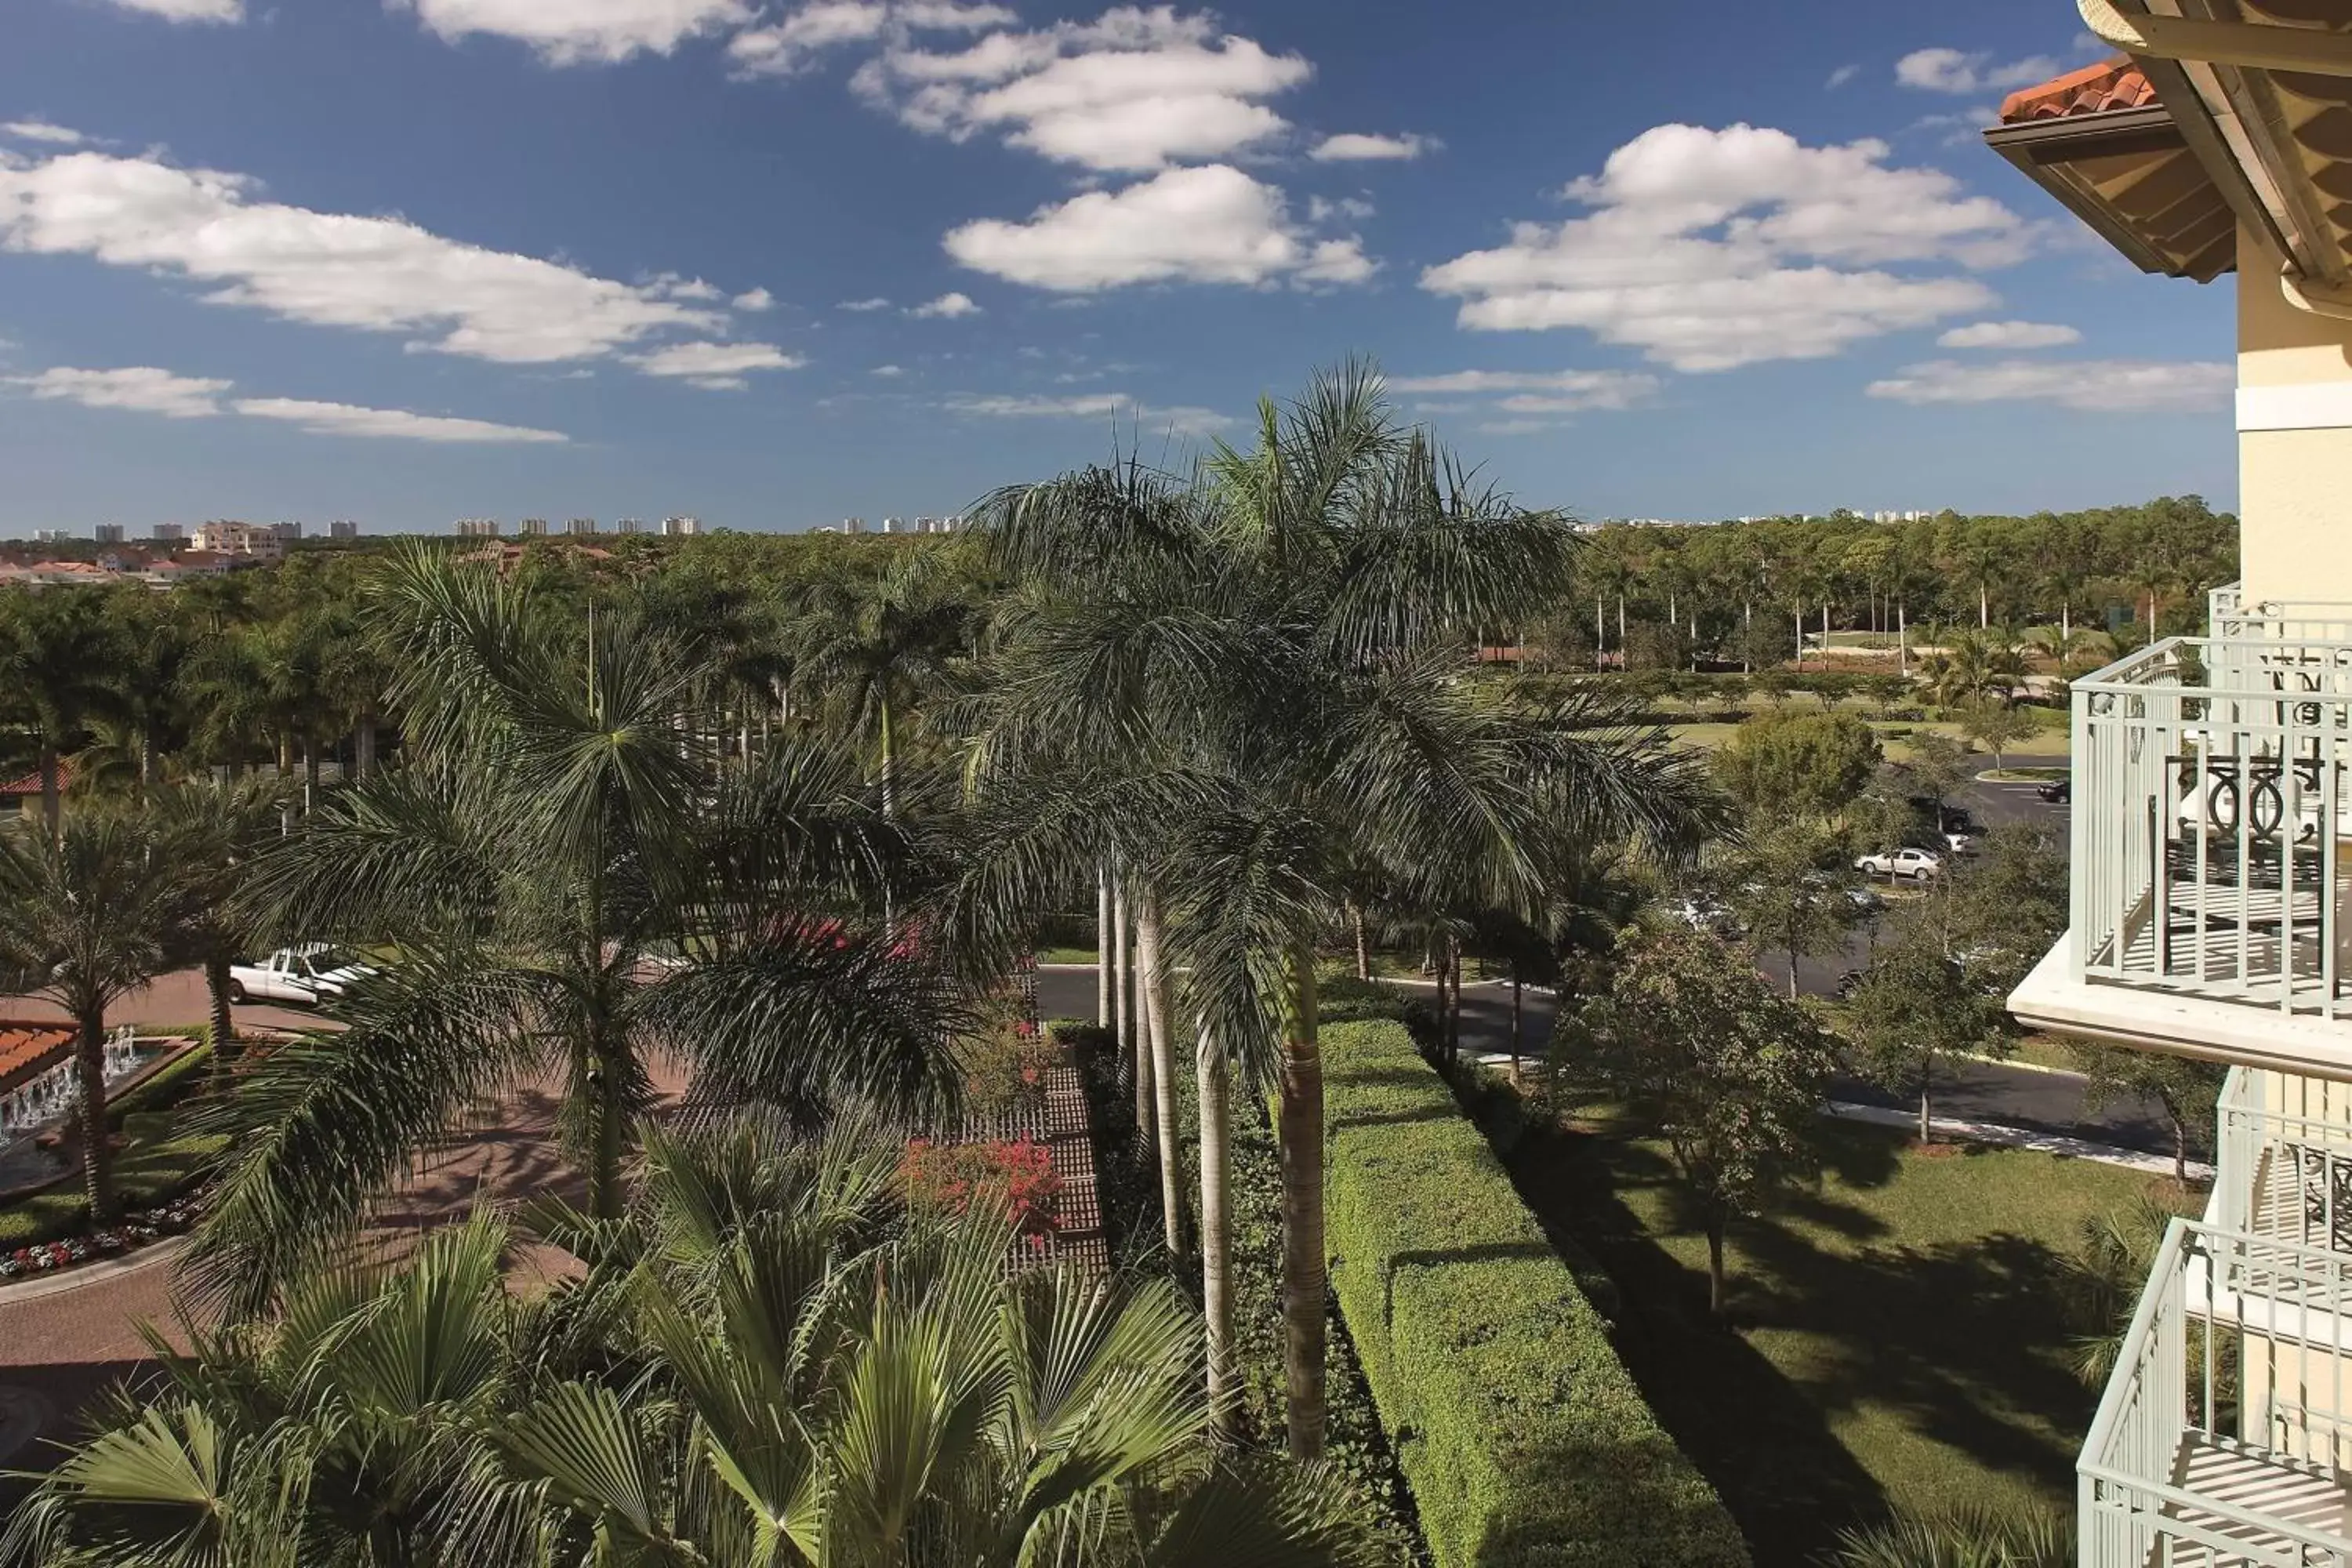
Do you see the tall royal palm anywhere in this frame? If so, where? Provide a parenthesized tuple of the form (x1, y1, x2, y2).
(184, 545, 967, 1316)
(957, 365, 1724, 1455)
(0, 585, 123, 841)
(151, 775, 291, 1069)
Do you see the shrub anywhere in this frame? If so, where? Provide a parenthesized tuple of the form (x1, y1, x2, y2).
(900, 1138, 1062, 1236)
(1321, 1020, 1748, 1568)
(960, 995, 1062, 1117)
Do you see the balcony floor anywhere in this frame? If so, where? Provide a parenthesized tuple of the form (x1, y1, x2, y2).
(2161, 1436, 2350, 1566)
(2110, 867, 2350, 1011)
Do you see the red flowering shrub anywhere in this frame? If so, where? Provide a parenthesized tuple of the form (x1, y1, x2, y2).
(959, 993, 1061, 1117)
(900, 1138, 1062, 1236)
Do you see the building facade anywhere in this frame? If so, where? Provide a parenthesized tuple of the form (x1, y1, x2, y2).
(1989, 23, 2352, 1564)
(188, 520, 284, 561)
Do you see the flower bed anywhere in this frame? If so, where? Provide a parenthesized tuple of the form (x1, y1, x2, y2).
(901, 1138, 1062, 1237)
(0, 1193, 203, 1281)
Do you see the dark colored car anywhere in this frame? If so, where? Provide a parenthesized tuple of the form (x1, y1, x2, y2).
(2035, 779, 2071, 804)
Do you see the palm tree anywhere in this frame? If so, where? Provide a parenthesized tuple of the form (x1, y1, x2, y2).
(788, 546, 976, 817)
(151, 775, 290, 1071)
(180, 545, 969, 1315)
(0, 809, 181, 1225)
(956, 365, 1726, 1457)
(6, 1120, 1385, 1568)
(0, 585, 124, 840)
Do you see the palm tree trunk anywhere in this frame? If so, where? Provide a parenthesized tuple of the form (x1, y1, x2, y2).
(1139, 892, 1181, 1253)
(1131, 887, 1159, 1168)
(1097, 865, 1112, 1025)
(1113, 878, 1138, 1127)
(1352, 904, 1370, 982)
(1509, 964, 1523, 1083)
(877, 696, 896, 819)
(205, 953, 235, 1082)
(38, 741, 60, 846)
(1706, 1214, 1728, 1319)
(1898, 601, 1908, 676)
(1277, 943, 1325, 1460)
(1197, 1020, 1236, 1432)
(303, 727, 321, 815)
(77, 1007, 117, 1227)
(1918, 1067, 1934, 1145)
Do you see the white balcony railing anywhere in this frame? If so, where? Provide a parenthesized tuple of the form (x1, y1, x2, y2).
(2210, 585, 2352, 647)
(2216, 1069, 2352, 1247)
(2072, 632, 2352, 1019)
(2084, 1218, 2352, 1568)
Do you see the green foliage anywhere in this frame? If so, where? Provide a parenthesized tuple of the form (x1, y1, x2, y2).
(1711, 710, 1882, 816)
(1576, 928, 1838, 1312)
(1320, 1020, 1748, 1568)
(1828, 1504, 2072, 1568)
(1845, 930, 1999, 1135)
(1719, 817, 1861, 999)
(1954, 700, 2039, 768)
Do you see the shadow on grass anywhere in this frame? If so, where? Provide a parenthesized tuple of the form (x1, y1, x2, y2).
(1490, 1107, 2102, 1566)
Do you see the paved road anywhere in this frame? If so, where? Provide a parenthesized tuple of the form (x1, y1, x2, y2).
(0, 967, 321, 1035)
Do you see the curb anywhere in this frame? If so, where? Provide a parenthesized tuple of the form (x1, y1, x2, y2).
(1957, 1051, 2085, 1080)
(1823, 1102, 2208, 1181)
(0, 1236, 185, 1303)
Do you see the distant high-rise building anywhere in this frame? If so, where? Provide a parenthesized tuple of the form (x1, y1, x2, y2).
(151, 523, 184, 543)
(270, 521, 303, 541)
(942, 515, 960, 533)
(661, 515, 700, 536)
(882, 517, 902, 535)
(567, 517, 597, 536)
(329, 519, 359, 541)
(842, 517, 866, 535)
(455, 518, 501, 538)
(93, 523, 125, 545)
(32, 528, 67, 544)
(614, 517, 643, 535)
(519, 518, 549, 538)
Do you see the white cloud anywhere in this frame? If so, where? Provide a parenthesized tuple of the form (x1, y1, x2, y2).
(628, 339, 805, 389)
(1420, 122, 2022, 372)
(1388, 368, 1660, 408)
(858, 5, 1309, 172)
(232, 397, 571, 441)
(10, 365, 229, 418)
(656, 274, 725, 300)
(1825, 64, 1860, 89)
(946, 164, 1373, 291)
(9, 362, 572, 441)
(1309, 132, 1432, 162)
(393, 0, 753, 64)
(0, 122, 85, 146)
(728, 0, 1011, 74)
(0, 148, 727, 368)
(1894, 47, 2060, 95)
(947, 389, 1230, 436)
(872, 363, 906, 376)
(731, 286, 775, 310)
(1936, 318, 2082, 349)
(908, 290, 981, 318)
(1864, 358, 2233, 412)
(95, 0, 241, 22)
(1308, 194, 1373, 223)
(839, 296, 893, 310)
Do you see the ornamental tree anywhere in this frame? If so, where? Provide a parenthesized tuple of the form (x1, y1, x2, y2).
(1582, 926, 1839, 1318)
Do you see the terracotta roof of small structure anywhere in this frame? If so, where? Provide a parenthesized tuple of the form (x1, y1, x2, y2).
(0, 1022, 76, 1095)
(0, 760, 70, 798)
(2000, 57, 2159, 124)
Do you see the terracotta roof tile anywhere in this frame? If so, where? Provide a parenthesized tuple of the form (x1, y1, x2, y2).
(0, 760, 70, 798)
(0, 1022, 77, 1093)
(1999, 56, 2160, 124)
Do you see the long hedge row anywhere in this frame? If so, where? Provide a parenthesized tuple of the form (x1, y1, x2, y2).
(1320, 1019, 1748, 1568)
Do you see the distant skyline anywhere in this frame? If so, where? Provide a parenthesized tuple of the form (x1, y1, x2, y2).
(0, 0, 2235, 535)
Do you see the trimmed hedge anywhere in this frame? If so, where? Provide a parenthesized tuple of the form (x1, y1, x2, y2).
(1321, 1020, 1748, 1568)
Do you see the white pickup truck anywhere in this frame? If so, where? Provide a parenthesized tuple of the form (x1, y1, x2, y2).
(227, 945, 378, 1006)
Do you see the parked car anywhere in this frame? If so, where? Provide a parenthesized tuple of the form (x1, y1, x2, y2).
(1846, 887, 1886, 915)
(1834, 967, 1867, 999)
(2035, 778, 2071, 804)
(1670, 896, 1740, 937)
(1854, 847, 1943, 880)
(1941, 830, 1975, 856)
(227, 944, 379, 1006)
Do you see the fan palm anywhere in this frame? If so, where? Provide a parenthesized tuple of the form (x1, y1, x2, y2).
(180, 544, 970, 1316)
(0, 808, 182, 1225)
(952, 364, 1726, 1455)
(7, 1122, 1388, 1568)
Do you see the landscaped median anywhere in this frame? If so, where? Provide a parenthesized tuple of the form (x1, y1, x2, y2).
(1319, 1019, 1748, 1568)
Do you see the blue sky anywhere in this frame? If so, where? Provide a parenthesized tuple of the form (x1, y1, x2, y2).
(0, 0, 2238, 536)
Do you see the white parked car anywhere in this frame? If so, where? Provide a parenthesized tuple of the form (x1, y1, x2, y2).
(1854, 847, 1944, 880)
(227, 944, 379, 1006)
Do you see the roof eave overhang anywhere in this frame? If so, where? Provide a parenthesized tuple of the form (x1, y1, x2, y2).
(1984, 103, 2216, 277)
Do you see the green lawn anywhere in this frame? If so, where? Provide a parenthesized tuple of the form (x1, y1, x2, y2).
(1490, 1105, 2190, 1565)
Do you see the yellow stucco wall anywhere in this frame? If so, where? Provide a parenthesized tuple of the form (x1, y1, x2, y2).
(2238, 226, 2352, 607)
